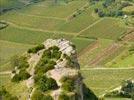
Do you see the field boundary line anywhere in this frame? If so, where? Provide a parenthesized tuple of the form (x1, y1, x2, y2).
(78, 40, 99, 58)
(81, 67, 134, 70)
(78, 18, 104, 34)
(66, 3, 89, 21)
(0, 71, 11, 75)
(3, 21, 77, 35)
(0, 39, 35, 46)
(17, 12, 66, 21)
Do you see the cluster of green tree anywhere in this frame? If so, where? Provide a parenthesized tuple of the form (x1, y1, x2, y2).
(120, 80, 134, 98)
(11, 69, 31, 82)
(0, 0, 45, 14)
(28, 44, 45, 53)
(0, 87, 18, 100)
(11, 56, 30, 82)
(35, 46, 61, 75)
(34, 74, 58, 92)
(105, 80, 134, 99)
(92, 0, 133, 17)
(31, 89, 53, 100)
(60, 76, 75, 92)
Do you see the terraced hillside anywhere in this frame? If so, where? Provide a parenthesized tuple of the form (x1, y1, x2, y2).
(0, 0, 134, 100)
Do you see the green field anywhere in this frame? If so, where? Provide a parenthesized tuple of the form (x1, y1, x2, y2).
(81, 68, 134, 96)
(71, 37, 95, 52)
(80, 18, 127, 40)
(0, 74, 10, 87)
(106, 50, 134, 68)
(78, 39, 114, 68)
(0, 0, 134, 99)
(18, 0, 87, 18)
(0, 40, 34, 66)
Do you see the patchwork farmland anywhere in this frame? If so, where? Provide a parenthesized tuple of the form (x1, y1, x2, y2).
(0, 0, 134, 100)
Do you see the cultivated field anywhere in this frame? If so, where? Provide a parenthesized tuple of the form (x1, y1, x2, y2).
(0, 0, 134, 99)
(81, 68, 134, 97)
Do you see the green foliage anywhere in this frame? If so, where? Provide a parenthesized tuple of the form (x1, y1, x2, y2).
(28, 44, 45, 53)
(11, 69, 31, 82)
(35, 46, 61, 75)
(31, 89, 53, 100)
(35, 59, 56, 75)
(61, 77, 74, 92)
(120, 80, 134, 98)
(0, 86, 18, 100)
(34, 75, 58, 92)
(10, 55, 29, 69)
(94, 0, 133, 17)
(58, 93, 70, 100)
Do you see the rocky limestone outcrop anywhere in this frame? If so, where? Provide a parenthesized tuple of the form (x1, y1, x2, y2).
(11, 39, 98, 100)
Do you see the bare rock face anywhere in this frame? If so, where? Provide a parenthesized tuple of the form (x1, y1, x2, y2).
(44, 39, 83, 100)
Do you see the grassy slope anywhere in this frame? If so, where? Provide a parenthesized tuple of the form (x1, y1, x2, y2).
(81, 69, 134, 96)
(58, 7, 100, 33)
(80, 18, 127, 40)
(0, 40, 34, 69)
(71, 37, 95, 52)
(106, 50, 134, 68)
(18, 0, 87, 18)
(78, 39, 113, 68)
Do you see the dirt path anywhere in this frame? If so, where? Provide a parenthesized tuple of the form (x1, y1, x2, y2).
(89, 43, 121, 66)
(78, 40, 98, 58)
(27, 50, 43, 75)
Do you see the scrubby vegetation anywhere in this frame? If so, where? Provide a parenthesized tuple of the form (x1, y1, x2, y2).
(35, 46, 61, 75)
(11, 55, 30, 82)
(11, 55, 29, 69)
(0, 21, 8, 30)
(0, 86, 18, 100)
(90, 0, 134, 17)
(105, 80, 134, 99)
(31, 89, 53, 100)
(58, 93, 70, 100)
(28, 44, 45, 53)
(34, 74, 58, 92)
(60, 76, 75, 92)
(11, 69, 31, 82)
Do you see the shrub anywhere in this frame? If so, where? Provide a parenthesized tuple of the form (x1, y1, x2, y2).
(11, 69, 30, 82)
(11, 74, 21, 82)
(35, 60, 56, 75)
(31, 90, 53, 100)
(34, 75, 58, 92)
(58, 93, 70, 100)
(61, 77, 74, 92)
(0, 86, 18, 100)
(28, 44, 44, 53)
